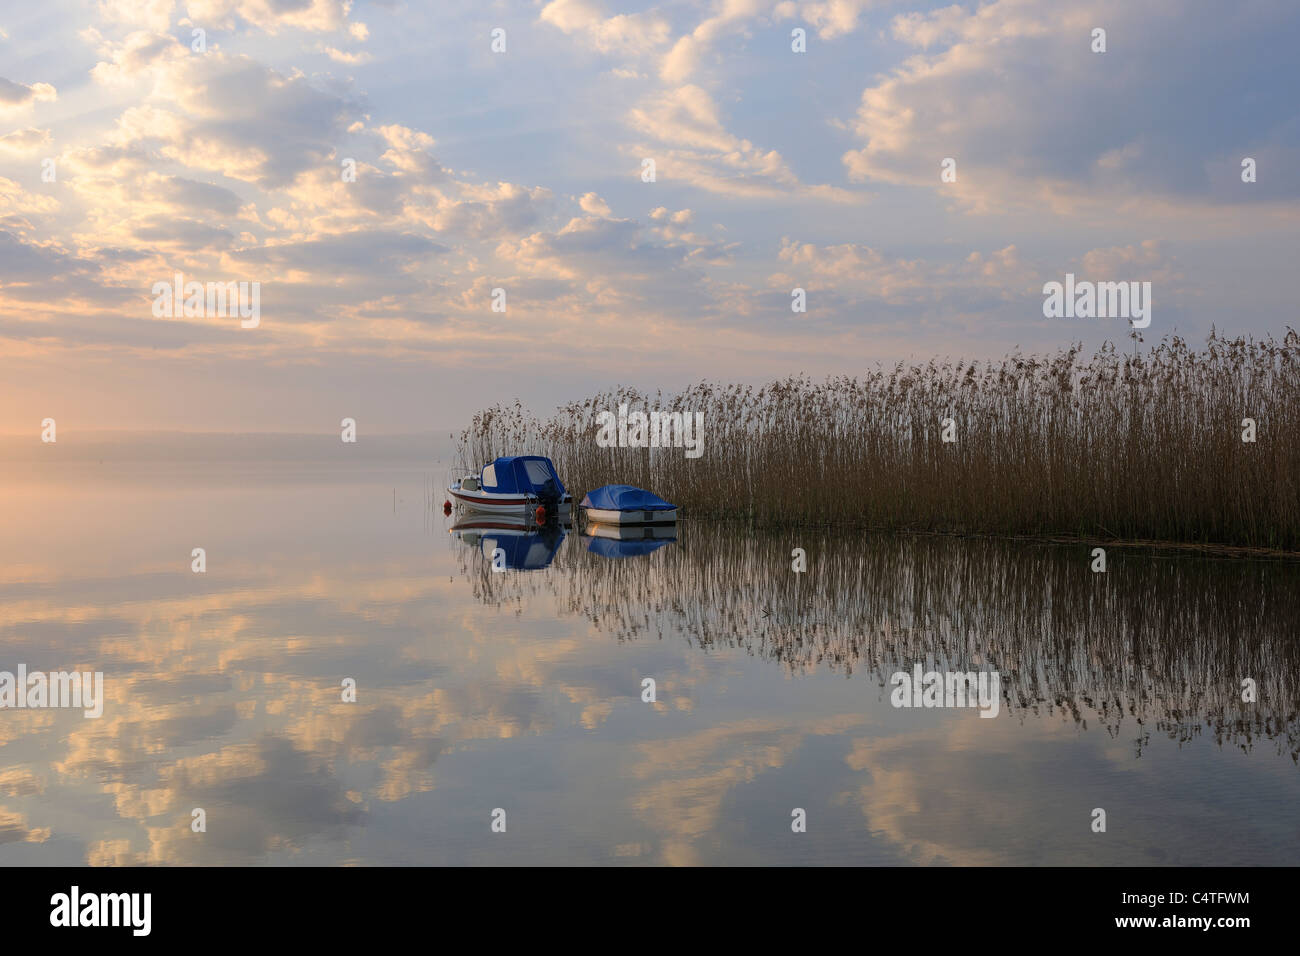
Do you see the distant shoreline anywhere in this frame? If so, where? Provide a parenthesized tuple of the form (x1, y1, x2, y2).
(0, 430, 457, 463)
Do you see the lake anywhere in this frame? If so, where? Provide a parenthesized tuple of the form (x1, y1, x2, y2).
(1, 455, 1297, 865)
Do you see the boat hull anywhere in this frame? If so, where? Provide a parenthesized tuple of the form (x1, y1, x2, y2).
(450, 488, 572, 515)
(582, 506, 677, 524)
(586, 522, 677, 540)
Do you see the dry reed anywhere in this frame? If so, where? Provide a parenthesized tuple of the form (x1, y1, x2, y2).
(456, 331, 1300, 550)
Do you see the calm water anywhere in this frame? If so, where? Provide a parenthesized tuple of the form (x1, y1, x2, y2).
(1, 459, 1298, 865)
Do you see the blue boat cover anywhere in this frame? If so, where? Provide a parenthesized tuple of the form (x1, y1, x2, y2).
(481, 456, 566, 497)
(586, 535, 675, 558)
(580, 484, 676, 511)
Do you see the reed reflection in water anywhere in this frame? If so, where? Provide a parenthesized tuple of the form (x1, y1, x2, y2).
(466, 523, 1300, 762)
(0, 463, 1296, 866)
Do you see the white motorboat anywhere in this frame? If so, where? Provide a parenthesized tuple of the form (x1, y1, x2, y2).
(448, 455, 572, 516)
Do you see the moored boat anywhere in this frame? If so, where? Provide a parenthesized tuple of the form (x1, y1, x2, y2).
(580, 484, 677, 524)
(448, 456, 572, 516)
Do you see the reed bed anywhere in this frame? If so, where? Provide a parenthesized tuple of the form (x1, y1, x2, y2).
(457, 331, 1300, 550)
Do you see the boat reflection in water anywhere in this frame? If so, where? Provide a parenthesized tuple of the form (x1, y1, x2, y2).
(452, 508, 681, 566)
(450, 512, 570, 571)
(582, 521, 678, 559)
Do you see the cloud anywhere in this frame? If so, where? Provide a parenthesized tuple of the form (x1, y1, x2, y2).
(500, 215, 650, 279)
(578, 191, 611, 216)
(0, 177, 61, 223)
(89, 31, 189, 85)
(184, 0, 356, 34)
(490, 212, 727, 328)
(375, 125, 432, 152)
(110, 52, 361, 189)
(131, 216, 234, 250)
(539, 0, 671, 56)
(539, 2, 868, 204)
(1077, 240, 1184, 288)
(660, 0, 776, 83)
(0, 77, 57, 114)
(422, 182, 553, 239)
(151, 175, 244, 217)
(889, 3, 970, 49)
(229, 229, 447, 273)
(0, 806, 51, 844)
(792, 0, 878, 39)
(0, 128, 51, 154)
(96, 0, 176, 33)
(0, 0, 1293, 430)
(630, 84, 859, 200)
(59, 141, 158, 179)
(842, 0, 1300, 212)
(775, 237, 1039, 308)
(0, 229, 133, 309)
(321, 46, 372, 65)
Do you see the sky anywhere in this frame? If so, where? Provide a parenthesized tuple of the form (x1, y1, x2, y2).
(1, 0, 1298, 434)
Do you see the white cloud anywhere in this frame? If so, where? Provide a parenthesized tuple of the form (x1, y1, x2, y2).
(184, 0, 355, 34)
(322, 47, 372, 65)
(0, 176, 61, 217)
(0, 78, 57, 114)
(0, 127, 52, 154)
(89, 31, 188, 86)
(777, 237, 1037, 304)
(376, 124, 435, 152)
(843, 0, 1300, 214)
(1079, 240, 1182, 285)
(112, 53, 361, 188)
(630, 84, 859, 200)
(578, 192, 611, 216)
(539, 0, 671, 55)
(890, 4, 972, 49)
(96, 0, 176, 34)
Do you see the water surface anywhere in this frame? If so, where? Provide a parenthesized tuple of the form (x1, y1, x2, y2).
(1, 459, 1297, 865)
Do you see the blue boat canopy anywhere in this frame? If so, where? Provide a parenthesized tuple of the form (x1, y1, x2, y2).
(580, 484, 676, 511)
(480, 456, 566, 498)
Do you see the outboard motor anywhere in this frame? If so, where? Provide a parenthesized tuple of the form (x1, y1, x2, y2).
(536, 477, 561, 518)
